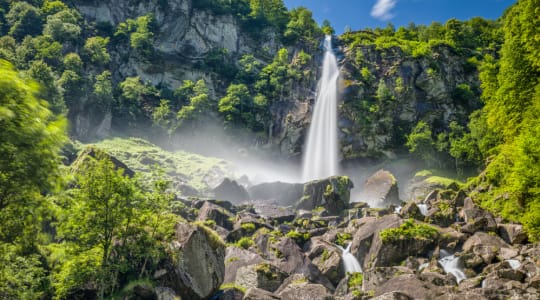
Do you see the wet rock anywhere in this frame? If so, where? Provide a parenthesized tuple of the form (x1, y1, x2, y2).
(213, 178, 250, 204)
(358, 169, 400, 207)
(297, 176, 353, 215)
(248, 181, 304, 206)
(197, 201, 235, 230)
(498, 224, 528, 245)
(156, 222, 225, 300)
(243, 287, 280, 300)
(235, 263, 287, 292)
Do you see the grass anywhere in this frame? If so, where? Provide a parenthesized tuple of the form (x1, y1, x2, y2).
(219, 282, 247, 293)
(379, 219, 439, 243)
(235, 237, 254, 249)
(92, 137, 232, 194)
(193, 221, 226, 249)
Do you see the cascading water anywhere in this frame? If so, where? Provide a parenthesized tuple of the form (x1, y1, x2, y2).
(302, 35, 340, 182)
(337, 243, 363, 273)
(417, 204, 429, 216)
(438, 249, 467, 283)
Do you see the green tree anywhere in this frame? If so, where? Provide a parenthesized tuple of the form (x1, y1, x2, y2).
(93, 70, 114, 111)
(0, 60, 67, 248)
(84, 36, 110, 65)
(27, 59, 66, 114)
(176, 79, 212, 129)
(6, 2, 42, 40)
(43, 9, 82, 43)
(219, 83, 251, 124)
(406, 121, 437, 166)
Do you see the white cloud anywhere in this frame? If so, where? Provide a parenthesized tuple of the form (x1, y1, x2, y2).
(371, 0, 398, 21)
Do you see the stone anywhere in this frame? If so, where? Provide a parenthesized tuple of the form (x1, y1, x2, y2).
(363, 267, 415, 291)
(197, 201, 235, 230)
(223, 246, 264, 284)
(498, 224, 528, 245)
(133, 283, 157, 299)
(155, 287, 177, 300)
(248, 181, 304, 206)
(463, 232, 511, 265)
(156, 222, 225, 300)
(460, 198, 497, 231)
(357, 170, 400, 207)
(235, 263, 287, 292)
(400, 201, 425, 220)
(277, 279, 329, 300)
(308, 239, 344, 286)
(372, 291, 413, 300)
(374, 274, 437, 299)
(215, 288, 244, 300)
(213, 178, 250, 204)
(243, 288, 280, 300)
(296, 176, 353, 215)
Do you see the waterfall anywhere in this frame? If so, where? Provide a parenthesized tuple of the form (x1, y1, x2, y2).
(337, 243, 363, 273)
(302, 35, 340, 182)
(417, 204, 429, 216)
(438, 249, 467, 283)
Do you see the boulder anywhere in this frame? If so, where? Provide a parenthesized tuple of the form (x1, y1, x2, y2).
(253, 204, 296, 224)
(372, 292, 414, 300)
(248, 181, 304, 206)
(223, 246, 264, 284)
(243, 288, 280, 300)
(400, 201, 425, 221)
(460, 198, 497, 232)
(213, 178, 249, 203)
(276, 275, 329, 300)
(307, 239, 344, 286)
(374, 274, 438, 299)
(235, 263, 287, 292)
(462, 232, 511, 265)
(197, 201, 235, 230)
(358, 170, 400, 207)
(214, 288, 244, 300)
(296, 176, 353, 215)
(349, 214, 403, 269)
(363, 266, 415, 291)
(155, 287, 177, 300)
(498, 224, 528, 245)
(156, 222, 225, 300)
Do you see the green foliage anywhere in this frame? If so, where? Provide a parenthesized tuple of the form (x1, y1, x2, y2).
(406, 121, 437, 166)
(83, 36, 110, 65)
(176, 79, 212, 129)
(219, 83, 252, 125)
(6, 2, 43, 41)
(93, 70, 114, 111)
(379, 219, 439, 243)
(241, 222, 256, 233)
(284, 7, 321, 46)
(335, 232, 352, 247)
(348, 272, 363, 288)
(236, 237, 254, 249)
(43, 9, 82, 43)
(0, 60, 67, 247)
(26, 59, 66, 114)
(0, 243, 47, 299)
(286, 230, 310, 246)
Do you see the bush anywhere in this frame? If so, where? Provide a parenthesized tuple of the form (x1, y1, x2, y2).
(379, 219, 439, 243)
(235, 237, 254, 250)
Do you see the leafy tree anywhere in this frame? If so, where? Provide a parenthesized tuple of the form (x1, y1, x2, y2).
(63, 52, 82, 72)
(6, 2, 43, 40)
(0, 60, 67, 248)
(93, 70, 114, 111)
(27, 59, 66, 114)
(283, 7, 321, 46)
(84, 36, 111, 65)
(219, 83, 251, 124)
(406, 121, 437, 166)
(43, 9, 82, 43)
(176, 79, 212, 129)
(153, 99, 174, 131)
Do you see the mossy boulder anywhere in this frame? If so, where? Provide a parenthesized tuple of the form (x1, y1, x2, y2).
(156, 222, 226, 300)
(297, 176, 354, 215)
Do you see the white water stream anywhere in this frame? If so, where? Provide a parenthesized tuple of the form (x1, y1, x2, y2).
(439, 249, 467, 283)
(302, 35, 340, 182)
(337, 243, 363, 273)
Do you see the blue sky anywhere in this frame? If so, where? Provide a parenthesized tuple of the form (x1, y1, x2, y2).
(283, 0, 516, 33)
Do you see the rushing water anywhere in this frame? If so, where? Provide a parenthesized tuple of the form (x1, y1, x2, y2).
(439, 249, 467, 283)
(337, 243, 363, 273)
(302, 35, 340, 182)
(417, 204, 429, 216)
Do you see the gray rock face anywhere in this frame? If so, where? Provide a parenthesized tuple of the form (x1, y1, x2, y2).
(243, 288, 280, 300)
(462, 232, 511, 265)
(498, 223, 528, 245)
(277, 280, 329, 300)
(307, 239, 344, 286)
(374, 274, 437, 299)
(358, 170, 400, 207)
(157, 222, 225, 300)
(223, 246, 264, 284)
(297, 176, 353, 215)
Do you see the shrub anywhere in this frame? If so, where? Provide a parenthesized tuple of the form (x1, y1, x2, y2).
(379, 219, 439, 242)
(235, 237, 253, 250)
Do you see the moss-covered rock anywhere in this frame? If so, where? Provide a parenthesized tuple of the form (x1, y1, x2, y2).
(297, 176, 353, 215)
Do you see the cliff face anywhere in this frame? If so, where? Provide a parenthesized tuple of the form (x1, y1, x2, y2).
(69, 1, 481, 162)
